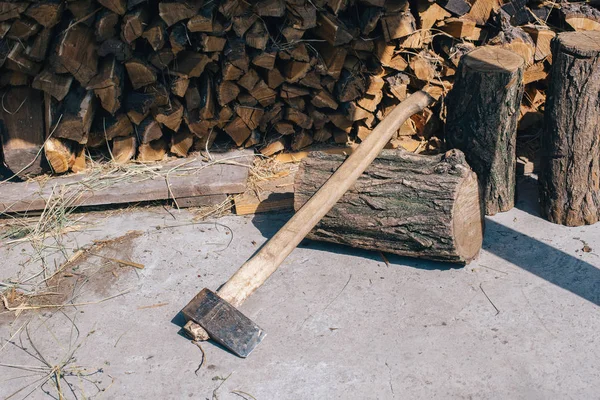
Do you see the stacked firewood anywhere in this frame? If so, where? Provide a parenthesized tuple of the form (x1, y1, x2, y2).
(0, 0, 597, 178)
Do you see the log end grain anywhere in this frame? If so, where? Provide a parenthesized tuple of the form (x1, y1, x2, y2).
(555, 31, 600, 56)
(452, 165, 484, 262)
(463, 46, 524, 73)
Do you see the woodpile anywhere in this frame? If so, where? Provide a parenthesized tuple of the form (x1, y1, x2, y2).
(0, 0, 591, 180)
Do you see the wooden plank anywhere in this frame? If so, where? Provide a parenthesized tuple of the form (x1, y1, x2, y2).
(234, 173, 295, 215)
(0, 150, 253, 213)
(0, 87, 45, 178)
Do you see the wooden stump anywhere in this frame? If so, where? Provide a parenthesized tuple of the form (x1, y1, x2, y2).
(445, 46, 524, 215)
(294, 149, 484, 264)
(539, 32, 600, 226)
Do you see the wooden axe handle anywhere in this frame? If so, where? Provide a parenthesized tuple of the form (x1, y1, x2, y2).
(218, 91, 435, 308)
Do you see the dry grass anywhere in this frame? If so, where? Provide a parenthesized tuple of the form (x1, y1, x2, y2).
(0, 314, 112, 400)
(246, 156, 297, 200)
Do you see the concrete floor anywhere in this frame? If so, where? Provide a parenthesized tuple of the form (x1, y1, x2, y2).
(0, 176, 599, 399)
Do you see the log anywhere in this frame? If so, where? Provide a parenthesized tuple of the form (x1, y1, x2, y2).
(294, 149, 483, 264)
(44, 137, 73, 173)
(539, 32, 600, 226)
(446, 46, 524, 216)
(111, 134, 137, 164)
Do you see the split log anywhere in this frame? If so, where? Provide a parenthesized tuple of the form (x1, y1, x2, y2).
(294, 149, 483, 264)
(138, 137, 168, 161)
(112, 135, 137, 164)
(446, 46, 524, 215)
(44, 137, 72, 174)
(50, 85, 96, 144)
(539, 32, 600, 226)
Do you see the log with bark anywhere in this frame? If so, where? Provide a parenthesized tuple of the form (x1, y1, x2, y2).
(445, 46, 524, 216)
(294, 149, 484, 264)
(539, 31, 600, 226)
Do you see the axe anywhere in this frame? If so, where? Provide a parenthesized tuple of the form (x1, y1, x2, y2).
(181, 91, 434, 357)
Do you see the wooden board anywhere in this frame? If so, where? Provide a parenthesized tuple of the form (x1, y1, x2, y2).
(0, 150, 252, 213)
(234, 172, 295, 215)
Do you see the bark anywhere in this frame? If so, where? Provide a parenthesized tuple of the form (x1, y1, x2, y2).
(294, 149, 484, 264)
(539, 31, 600, 226)
(445, 46, 524, 215)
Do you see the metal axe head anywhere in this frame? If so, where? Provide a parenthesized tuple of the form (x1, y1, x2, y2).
(182, 288, 266, 358)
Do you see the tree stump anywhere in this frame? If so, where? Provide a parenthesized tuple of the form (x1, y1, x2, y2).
(539, 32, 600, 226)
(294, 149, 484, 264)
(445, 46, 525, 215)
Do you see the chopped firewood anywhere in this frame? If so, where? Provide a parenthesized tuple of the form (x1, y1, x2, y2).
(311, 90, 338, 109)
(560, 3, 600, 31)
(33, 69, 73, 101)
(92, 112, 133, 141)
(381, 10, 417, 42)
(217, 80, 240, 106)
(187, 11, 213, 32)
(159, 1, 198, 27)
(55, 25, 98, 85)
(95, 10, 120, 41)
(522, 26, 555, 62)
(255, 0, 285, 17)
(200, 34, 227, 52)
(112, 135, 137, 164)
(125, 58, 157, 89)
(291, 130, 313, 151)
(0, 0, 578, 180)
(138, 117, 163, 144)
(169, 73, 189, 97)
(523, 61, 548, 84)
(142, 19, 167, 51)
(260, 138, 286, 156)
(0, 3, 28, 22)
(236, 105, 264, 130)
(174, 51, 214, 78)
(170, 128, 194, 157)
(274, 121, 295, 135)
(246, 21, 269, 50)
(252, 52, 276, 70)
(7, 19, 40, 41)
(98, 0, 126, 15)
(138, 137, 168, 162)
(314, 42, 346, 79)
(45, 137, 73, 174)
(25, 27, 53, 62)
(238, 69, 260, 91)
(409, 52, 437, 82)
(439, 0, 471, 16)
(250, 80, 277, 106)
(50, 86, 96, 144)
(314, 12, 353, 46)
(154, 99, 184, 131)
(283, 60, 311, 83)
(87, 56, 123, 114)
(121, 7, 148, 44)
(224, 116, 252, 146)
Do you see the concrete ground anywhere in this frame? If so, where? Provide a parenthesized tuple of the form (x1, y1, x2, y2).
(0, 176, 599, 399)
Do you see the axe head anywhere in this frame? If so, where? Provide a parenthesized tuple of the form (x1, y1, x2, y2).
(182, 288, 266, 358)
